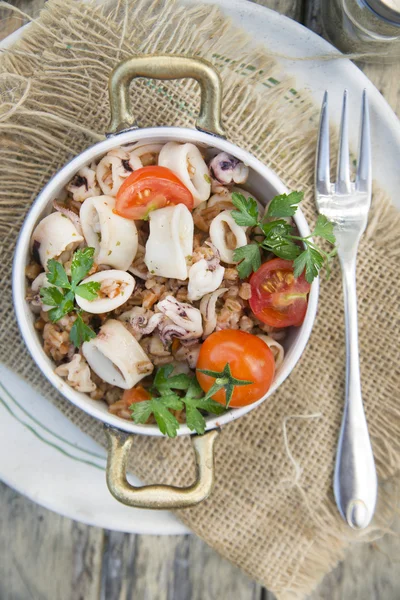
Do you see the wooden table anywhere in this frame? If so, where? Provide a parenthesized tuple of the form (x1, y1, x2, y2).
(1, 1, 399, 599)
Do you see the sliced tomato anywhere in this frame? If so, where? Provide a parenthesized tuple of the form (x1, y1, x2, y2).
(249, 258, 310, 328)
(115, 166, 193, 219)
(196, 330, 275, 407)
(121, 385, 151, 405)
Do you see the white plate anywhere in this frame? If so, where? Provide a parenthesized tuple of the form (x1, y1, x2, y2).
(0, 364, 188, 534)
(1, 1, 399, 535)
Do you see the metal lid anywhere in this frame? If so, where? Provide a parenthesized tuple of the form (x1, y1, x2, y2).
(365, 0, 400, 24)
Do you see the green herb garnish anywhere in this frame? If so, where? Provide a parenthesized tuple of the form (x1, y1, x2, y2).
(153, 365, 192, 392)
(40, 247, 100, 347)
(69, 313, 97, 348)
(130, 363, 251, 437)
(231, 192, 336, 283)
(232, 243, 261, 279)
(131, 392, 185, 438)
(264, 191, 303, 217)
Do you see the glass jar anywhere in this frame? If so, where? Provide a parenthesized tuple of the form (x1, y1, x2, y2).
(321, 0, 400, 62)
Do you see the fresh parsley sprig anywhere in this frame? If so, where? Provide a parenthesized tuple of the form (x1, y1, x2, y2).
(131, 365, 226, 437)
(230, 192, 336, 283)
(131, 392, 185, 438)
(131, 363, 252, 438)
(40, 247, 100, 347)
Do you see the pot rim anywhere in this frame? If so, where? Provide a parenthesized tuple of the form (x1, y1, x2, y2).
(13, 126, 319, 436)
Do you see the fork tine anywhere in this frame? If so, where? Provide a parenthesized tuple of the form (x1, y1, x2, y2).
(356, 90, 371, 193)
(316, 91, 330, 196)
(336, 90, 351, 193)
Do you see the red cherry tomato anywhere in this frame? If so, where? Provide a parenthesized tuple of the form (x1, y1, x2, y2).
(249, 258, 310, 328)
(115, 166, 193, 220)
(196, 330, 275, 407)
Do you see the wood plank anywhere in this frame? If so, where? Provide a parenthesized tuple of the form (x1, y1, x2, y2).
(0, 481, 103, 600)
(100, 531, 263, 600)
(250, 0, 304, 21)
(308, 536, 400, 600)
(303, 0, 323, 35)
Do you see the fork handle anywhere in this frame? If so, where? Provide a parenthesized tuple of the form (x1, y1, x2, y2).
(334, 255, 377, 529)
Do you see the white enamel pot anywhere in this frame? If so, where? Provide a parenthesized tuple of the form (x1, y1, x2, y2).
(13, 56, 319, 509)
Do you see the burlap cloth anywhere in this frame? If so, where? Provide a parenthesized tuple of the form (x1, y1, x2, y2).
(1, 0, 400, 597)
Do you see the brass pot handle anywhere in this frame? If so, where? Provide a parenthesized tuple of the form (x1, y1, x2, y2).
(108, 55, 226, 137)
(104, 425, 219, 509)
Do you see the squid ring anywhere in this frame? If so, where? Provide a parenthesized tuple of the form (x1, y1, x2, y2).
(82, 319, 153, 390)
(158, 142, 210, 206)
(31, 212, 84, 268)
(145, 204, 193, 280)
(209, 210, 248, 264)
(257, 334, 285, 371)
(75, 270, 135, 314)
(80, 195, 138, 270)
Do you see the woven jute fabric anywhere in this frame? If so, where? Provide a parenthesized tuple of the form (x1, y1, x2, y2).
(1, 1, 399, 597)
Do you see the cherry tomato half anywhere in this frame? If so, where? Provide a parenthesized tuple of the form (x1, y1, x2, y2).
(196, 330, 275, 407)
(249, 258, 310, 328)
(115, 166, 193, 220)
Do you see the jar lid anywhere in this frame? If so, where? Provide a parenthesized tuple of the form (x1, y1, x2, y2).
(365, 0, 400, 24)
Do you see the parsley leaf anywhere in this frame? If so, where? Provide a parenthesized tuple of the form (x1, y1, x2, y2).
(185, 378, 204, 400)
(131, 394, 184, 438)
(265, 191, 303, 218)
(261, 238, 301, 260)
(40, 286, 65, 307)
(229, 189, 336, 283)
(293, 247, 324, 283)
(153, 364, 192, 393)
(40, 247, 100, 347)
(231, 192, 259, 227)
(153, 364, 174, 388)
(261, 219, 292, 239)
(46, 259, 70, 288)
(260, 220, 301, 260)
(69, 313, 97, 347)
(75, 281, 101, 301)
(153, 404, 181, 437)
(70, 247, 96, 287)
(183, 379, 225, 435)
(312, 214, 336, 244)
(130, 400, 153, 424)
(185, 404, 209, 436)
(129, 365, 249, 437)
(48, 290, 75, 322)
(233, 244, 261, 279)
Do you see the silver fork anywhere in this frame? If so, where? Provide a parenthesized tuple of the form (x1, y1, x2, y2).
(315, 90, 377, 529)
